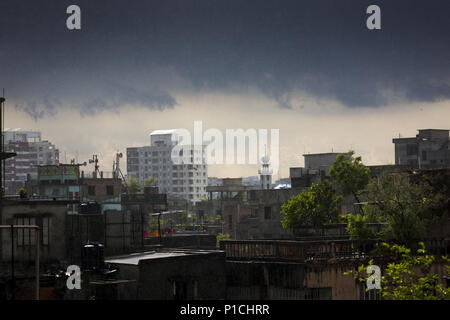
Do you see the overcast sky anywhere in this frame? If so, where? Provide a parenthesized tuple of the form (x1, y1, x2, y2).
(1, 0, 449, 179)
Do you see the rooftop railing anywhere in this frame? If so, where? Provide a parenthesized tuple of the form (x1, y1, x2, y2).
(219, 238, 449, 263)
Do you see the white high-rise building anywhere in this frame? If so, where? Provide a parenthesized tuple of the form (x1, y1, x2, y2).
(2, 129, 59, 195)
(126, 130, 208, 202)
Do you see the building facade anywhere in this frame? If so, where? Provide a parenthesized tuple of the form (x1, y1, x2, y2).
(393, 129, 450, 167)
(2, 129, 59, 195)
(127, 130, 208, 203)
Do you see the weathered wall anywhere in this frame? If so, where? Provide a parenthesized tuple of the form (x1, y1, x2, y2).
(305, 264, 360, 300)
(136, 252, 226, 300)
(104, 210, 132, 256)
(226, 261, 307, 300)
(1, 202, 67, 264)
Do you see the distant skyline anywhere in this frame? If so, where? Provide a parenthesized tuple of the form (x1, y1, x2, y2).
(1, 0, 449, 178)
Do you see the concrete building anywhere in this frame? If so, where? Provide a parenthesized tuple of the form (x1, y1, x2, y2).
(2, 129, 59, 195)
(393, 129, 450, 167)
(207, 177, 223, 187)
(221, 238, 450, 300)
(24, 164, 122, 215)
(290, 153, 346, 189)
(303, 152, 346, 175)
(127, 130, 208, 203)
(196, 178, 298, 240)
(104, 248, 226, 300)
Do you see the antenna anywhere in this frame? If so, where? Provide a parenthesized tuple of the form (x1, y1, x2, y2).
(113, 151, 125, 181)
(89, 154, 100, 178)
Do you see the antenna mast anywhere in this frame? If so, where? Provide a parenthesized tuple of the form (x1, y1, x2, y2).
(113, 151, 125, 181)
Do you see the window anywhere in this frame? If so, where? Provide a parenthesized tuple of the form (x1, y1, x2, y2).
(14, 216, 36, 246)
(406, 144, 418, 156)
(228, 215, 233, 230)
(264, 206, 272, 220)
(88, 185, 96, 196)
(106, 185, 114, 196)
(422, 150, 427, 161)
(42, 216, 50, 246)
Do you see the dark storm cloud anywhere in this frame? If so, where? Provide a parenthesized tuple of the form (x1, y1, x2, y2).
(0, 0, 449, 117)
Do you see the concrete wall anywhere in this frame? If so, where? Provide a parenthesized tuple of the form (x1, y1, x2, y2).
(305, 264, 359, 300)
(122, 252, 227, 300)
(223, 189, 299, 240)
(81, 178, 122, 203)
(1, 201, 68, 264)
(304, 153, 344, 174)
(104, 210, 132, 256)
(226, 261, 306, 299)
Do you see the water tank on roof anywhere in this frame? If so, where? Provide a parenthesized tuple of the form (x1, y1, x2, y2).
(79, 201, 101, 214)
(81, 242, 105, 271)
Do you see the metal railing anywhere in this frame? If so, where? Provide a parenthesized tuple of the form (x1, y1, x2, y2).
(219, 238, 449, 263)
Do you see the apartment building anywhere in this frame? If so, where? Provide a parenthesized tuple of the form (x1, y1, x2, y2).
(2, 129, 59, 195)
(393, 129, 450, 167)
(127, 130, 208, 202)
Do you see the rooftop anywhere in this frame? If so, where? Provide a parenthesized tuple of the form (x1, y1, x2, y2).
(302, 152, 346, 157)
(150, 129, 178, 136)
(105, 249, 222, 265)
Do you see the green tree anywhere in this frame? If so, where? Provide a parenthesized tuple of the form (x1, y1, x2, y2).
(347, 242, 450, 300)
(178, 210, 188, 229)
(344, 213, 377, 240)
(124, 174, 142, 194)
(191, 213, 197, 225)
(281, 181, 342, 231)
(203, 214, 212, 224)
(148, 216, 159, 230)
(329, 150, 370, 203)
(144, 177, 156, 186)
(18, 187, 27, 199)
(359, 172, 444, 248)
(216, 233, 231, 248)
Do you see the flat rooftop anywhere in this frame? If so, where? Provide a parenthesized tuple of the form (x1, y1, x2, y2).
(150, 129, 177, 135)
(302, 152, 345, 157)
(105, 249, 222, 265)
